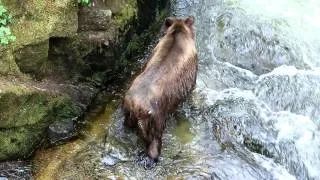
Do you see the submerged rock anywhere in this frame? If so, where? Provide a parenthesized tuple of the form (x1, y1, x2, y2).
(0, 161, 32, 179)
(209, 149, 295, 180)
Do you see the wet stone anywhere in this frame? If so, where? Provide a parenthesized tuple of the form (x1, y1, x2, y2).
(102, 154, 120, 167)
(48, 117, 77, 145)
(198, 60, 258, 91)
(212, 9, 310, 75)
(135, 152, 157, 170)
(0, 161, 32, 180)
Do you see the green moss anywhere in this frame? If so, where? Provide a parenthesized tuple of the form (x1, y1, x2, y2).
(0, 83, 84, 160)
(49, 97, 83, 122)
(0, 0, 77, 76)
(2, 0, 77, 50)
(0, 83, 84, 129)
(113, 0, 137, 29)
(0, 48, 20, 75)
(0, 124, 45, 160)
(0, 92, 52, 128)
(120, 8, 169, 65)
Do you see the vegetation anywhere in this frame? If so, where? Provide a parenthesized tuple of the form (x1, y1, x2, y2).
(120, 8, 169, 65)
(0, 3, 15, 45)
(78, 0, 92, 6)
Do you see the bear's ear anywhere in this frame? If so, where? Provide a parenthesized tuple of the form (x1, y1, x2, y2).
(164, 17, 174, 27)
(185, 16, 195, 27)
(161, 17, 174, 35)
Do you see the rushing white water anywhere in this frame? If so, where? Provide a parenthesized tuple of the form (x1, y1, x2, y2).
(171, 0, 320, 179)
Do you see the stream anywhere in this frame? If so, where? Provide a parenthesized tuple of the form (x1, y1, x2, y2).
(32, 0, 320, 179)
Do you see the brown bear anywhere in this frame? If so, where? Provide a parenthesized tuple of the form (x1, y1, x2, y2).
(123, 16, 198, 168)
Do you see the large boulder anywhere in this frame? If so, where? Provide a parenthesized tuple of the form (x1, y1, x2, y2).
(0, 0, 78, 76)
(0, 79, 85, 160)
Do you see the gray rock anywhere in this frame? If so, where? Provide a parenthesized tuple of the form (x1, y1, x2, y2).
(102, 154, 121, 167)
(48, 117, 77, 145)
(47, 100, 84, 145)
(59, 84, 98, 109)
(78, 7, 112, 31)
(192, 6, 311, 75)
(198, 60, 258, 91)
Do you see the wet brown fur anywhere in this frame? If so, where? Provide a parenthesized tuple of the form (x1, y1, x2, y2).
(123, 16, 198, 160)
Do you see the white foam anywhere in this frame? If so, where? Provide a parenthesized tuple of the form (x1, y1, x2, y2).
(273, 112, 320, 178)
(253, 153, 296, 180)
(258, 65, 320, 81)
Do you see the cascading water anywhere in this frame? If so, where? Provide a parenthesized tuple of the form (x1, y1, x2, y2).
(30, 0, 320, 179)
(171, 0, 320, 179)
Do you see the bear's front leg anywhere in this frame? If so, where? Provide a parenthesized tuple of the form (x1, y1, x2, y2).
(136, 138, 162, 169)
(136, 151, 157, 170)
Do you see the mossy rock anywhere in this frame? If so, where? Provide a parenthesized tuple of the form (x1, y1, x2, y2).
(0, 92, 52, 128)
(105, 0, 131, 14)
(1, 0, 78, 50)
(47, 36, 96, 80)
(0, 124, 45, 160)
(0, 84, 84, 160)
(0, 49, 20, 75)
(0, 0, 78, 76)
(14, 40, 51, 78)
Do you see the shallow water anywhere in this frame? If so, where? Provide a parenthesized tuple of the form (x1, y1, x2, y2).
(32, 0, 320, 179)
